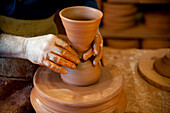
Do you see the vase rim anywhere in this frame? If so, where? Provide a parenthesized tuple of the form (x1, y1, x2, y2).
(59, 6, 103, 23)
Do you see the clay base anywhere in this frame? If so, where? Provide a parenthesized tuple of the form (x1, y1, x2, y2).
(138, 49, 170, 91)
(30, 66, 127, 113)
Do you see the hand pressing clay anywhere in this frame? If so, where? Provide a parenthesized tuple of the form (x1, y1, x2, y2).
(61, 60, 101, 86)
(30, 6, 127, 113)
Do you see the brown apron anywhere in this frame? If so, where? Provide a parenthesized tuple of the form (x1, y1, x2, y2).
(0, 14, 58, 78)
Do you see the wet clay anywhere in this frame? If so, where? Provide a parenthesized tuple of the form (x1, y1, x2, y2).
(30, 66, 127, 113)
(30, 6, 127, 113)
(59, 6, 103, 86)
(59, 6, 103, 53)
(138, 49, 170, 91)
(61, 60, 101, 86)
(154, 53, 170, 78)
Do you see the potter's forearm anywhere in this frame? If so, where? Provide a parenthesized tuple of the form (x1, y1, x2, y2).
(0, 33, 27, 59)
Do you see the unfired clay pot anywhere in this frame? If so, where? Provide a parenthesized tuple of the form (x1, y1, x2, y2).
(102, 2, 137, 31)
(142, 39, 170, 49)
(103, 2, 136, 10)
(103, 21, 135, 31)
(154, 53, 170, 78)
(59, 6, 103, 86)
(105, 39, 139, 49)
(103, 6, 138, 17)
(103, 13, 135, 23)
(144, 11, 170, 33)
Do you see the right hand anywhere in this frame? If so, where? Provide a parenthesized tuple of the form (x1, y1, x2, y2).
(25, 34, 80, 74)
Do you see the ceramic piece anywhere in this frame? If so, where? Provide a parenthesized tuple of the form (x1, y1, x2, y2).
(144, 11, 170, 33)
(103, 13, 135, 23)
(138, 49, 170, 91)
(154, 53, 170, 78)
(61, 60, 101, 86)
(145, 22, 170, 33)
(59, 6, 102, 53)
(103, 21, 135, 31)
(105, 39, 139, 49)
(144, 11, 170, 24)
(142, 39, 170, 49)
(103, 6, 138, 17)
(59, 6, 103, 86)
(103, 2, 137, 10)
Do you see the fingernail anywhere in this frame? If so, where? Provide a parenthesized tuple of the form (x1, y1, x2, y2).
(93, 61, 97, 66)
(76, 59, 81, 64)
(61, 69, 68, 74)
(71, 64, 76, 69)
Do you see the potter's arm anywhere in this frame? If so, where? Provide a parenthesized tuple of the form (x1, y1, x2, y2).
(0, 33, 27, 59)
(0, 33, 80, 74)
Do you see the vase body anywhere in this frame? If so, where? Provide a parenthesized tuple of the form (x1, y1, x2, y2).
(59, 6, 103, 86)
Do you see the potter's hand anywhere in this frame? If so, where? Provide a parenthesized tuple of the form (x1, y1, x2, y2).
(25, 34, 80, 74)
(83, 30, 105, 66)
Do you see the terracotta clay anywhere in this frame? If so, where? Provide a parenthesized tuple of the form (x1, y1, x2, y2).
(103, 13, 135, 23)
(144, 11, 170, 33)
(102, 2, 137, 31)
(103, 2, 137, 10)
(144, 11, 170, 24)
(142, 39, 170, 49)
(30, 66, 127, 113)
(103, 6, 138, 17)
(59, 6, 103, 53)
(30, 6, 127, 113)
(59, 6, 103, 86)
(103, 21, 135, 31)
(138, 49, 170, 91)
(154, 53, 170, 78)
(61, 60, 101, 86)
(105, 39, 139, 49)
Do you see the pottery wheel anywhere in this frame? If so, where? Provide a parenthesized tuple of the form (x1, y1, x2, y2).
(31, 66, 126, 113)
(138, 49, 170, 91)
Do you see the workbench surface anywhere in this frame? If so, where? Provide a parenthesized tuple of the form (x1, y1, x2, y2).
(0, 47, 170, 113)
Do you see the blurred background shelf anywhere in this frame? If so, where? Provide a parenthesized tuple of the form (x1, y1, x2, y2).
(100, 23, 170, 39)
(106, 0, 170, 4)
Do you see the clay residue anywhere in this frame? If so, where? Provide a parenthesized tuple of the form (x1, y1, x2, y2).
(104, 47, 170, 113)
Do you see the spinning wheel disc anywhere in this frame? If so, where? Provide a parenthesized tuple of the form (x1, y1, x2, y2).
(138, 49, 170, 91)
(33, 66, 125, 107)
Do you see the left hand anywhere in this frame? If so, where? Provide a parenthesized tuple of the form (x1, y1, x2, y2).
(83, 30, 105, 66)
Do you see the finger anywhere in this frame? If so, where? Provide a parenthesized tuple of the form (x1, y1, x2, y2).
(43, 59, 68, 74)
(55, 35, 79, 57)
(94, 30, 103, 55)
(52, 46, 80, 64)
(97, 30, 103, 49)
(101, 55, 106, 67)
(48, 52, 76, 69)
(83, 48, 94, 60)
(57, 34, 69, 42)
(93, 46, 104, 66)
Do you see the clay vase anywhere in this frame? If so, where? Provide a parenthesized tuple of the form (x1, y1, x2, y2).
(59, 6, 103, 86)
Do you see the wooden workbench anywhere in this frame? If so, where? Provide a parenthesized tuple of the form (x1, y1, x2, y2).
(0, 47, 169, 113)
